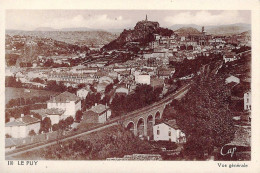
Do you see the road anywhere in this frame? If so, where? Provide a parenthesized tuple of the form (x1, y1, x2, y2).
(6, 122, 117, 159)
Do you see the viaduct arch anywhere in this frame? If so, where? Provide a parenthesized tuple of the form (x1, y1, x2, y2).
(120, 83, 191, 140)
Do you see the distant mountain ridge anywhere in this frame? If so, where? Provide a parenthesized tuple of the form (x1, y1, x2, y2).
(9, 22, 250, 35)
(34, 27, 57, 31)
(6, 30, 118, 46)
(6, 23, 250, 46)
(174, 27, 201, 35)
(170, 23, 251, 36)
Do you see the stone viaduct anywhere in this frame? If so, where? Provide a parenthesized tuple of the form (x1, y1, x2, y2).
(117, 83, 191, 139)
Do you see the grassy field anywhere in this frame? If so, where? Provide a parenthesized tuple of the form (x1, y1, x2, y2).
(5, 87, 60, 103)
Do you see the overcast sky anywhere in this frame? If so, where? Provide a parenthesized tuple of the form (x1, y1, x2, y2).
(6, 10, 251, 30)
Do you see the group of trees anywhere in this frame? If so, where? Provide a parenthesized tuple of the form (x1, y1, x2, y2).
(39, 117, 52, 133)
(231, 46, 251, 54)
(52, 116, 74, 132)
(171, 73, 235, 159)
(45, 80, 85, 94)
(82, 93, 102, 110)
(104, 83, 113, 94)
(5, 53, 20, 66)
(39, 116, 75, 133)
(179, 45, 194, 51)
(29, 129, 36, 136)
(45, 80, 66, 92)
(42, 59, 71, 68)
(170, 53, 223, 79)
(29, 125, 154, 160)
(6, 104, 47, 123)
(110, 84, 163, 118)
(81, 84, 163, 118)
(20, 62, 33, 67)
(32, 77, 45, 84)
(5, 76, 22, 88)
(6, 95, 50, 108)
(75, 110, 83, 122)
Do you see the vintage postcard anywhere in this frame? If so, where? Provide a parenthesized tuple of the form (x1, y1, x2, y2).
(1, 0, 260, 172)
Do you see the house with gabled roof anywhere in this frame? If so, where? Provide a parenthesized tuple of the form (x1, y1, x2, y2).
(5, 114, 41, 138)
(47, 91, 81, 119)
(5, 138, 17, 152)
(223, 52, 237, 63)
(31, 108, 65, 125)
(77, 85, 92, 99)
(153, 119, 186, 143)
(85, 104, 111, 123)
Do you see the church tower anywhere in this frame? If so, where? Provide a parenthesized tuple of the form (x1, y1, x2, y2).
(145, 14, 148, 21)
(202, 26, 206, 36)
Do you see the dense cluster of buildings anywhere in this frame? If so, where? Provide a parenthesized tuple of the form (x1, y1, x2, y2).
(5, 18, 251, 160)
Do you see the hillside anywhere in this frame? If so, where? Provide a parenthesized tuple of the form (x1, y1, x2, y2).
(206, 23, 251, 36)
(170, 23, 251, 36)
(102, 20, 173, 50)
(240, 30, 251, 37)
(6, 30, 118, 46)
(174, 27, 201, 35)
(170, 24, 201, 31)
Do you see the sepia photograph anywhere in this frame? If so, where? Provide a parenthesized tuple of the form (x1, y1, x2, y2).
(4, 9, 252, 162)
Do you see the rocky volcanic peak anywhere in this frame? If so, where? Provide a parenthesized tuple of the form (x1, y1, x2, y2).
(117, 20, 160, 42)
(134, 21, 160, 31)
(103, 20, 172, 50)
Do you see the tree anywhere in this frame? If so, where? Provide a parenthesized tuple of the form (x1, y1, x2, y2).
(174, 74, 235, 159)
(32, 77, 45, 84)
(110, 94, 127, 118)
(31, 113, 42, 121)
(46, 80, 66, 92)
(67, 86, 77, 94)
(5, 134, 12, 138)
(29, 129, 36, 136)
(109, 84, 163, 118)
(100, 95, 111, 105)
(52, 124, 59, 131)
(105, 83, 113, 94)
(85, 93, 101, 108)
(78, 83, 86, 89)
(58, 120, 67, 131)
(5, 76, 22, 88)
(65, 116, 74, 128)
(6, 53, 19, 66)
(44, 59, 54, 67)
(94, 93, 101, 104)
(85, 93, 96, 108)
(90, 84, 96, 92)
(113, 78, 119, 84)
(75, 110, 83, 122)
(40, 117, 52, 133)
